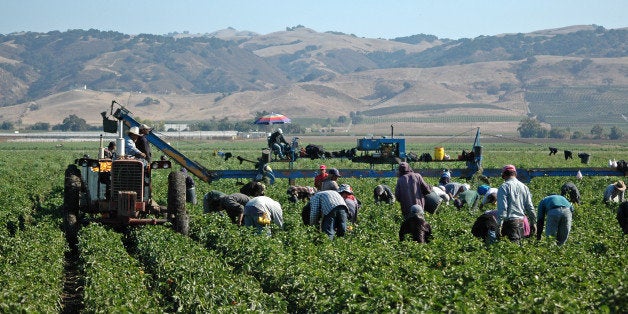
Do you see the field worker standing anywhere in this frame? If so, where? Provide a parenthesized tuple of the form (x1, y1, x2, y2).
(180, 168, 196, 204)
(320, 168, 341, 191)
(314, 165, 328, 190)
(560, 182, 581, 205)
(399, 204, 432, 243)
(309, 190, 349, 239)
(603, 180, 626, 204)
(497, 164, 537, 242)
(395, 162, 431, 219)
(243, 196, 283, 235)
(137, 124, 152, 162)
(536, 194, 574, 245)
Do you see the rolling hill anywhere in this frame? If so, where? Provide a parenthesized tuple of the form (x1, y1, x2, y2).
(0, 25, 626, 135)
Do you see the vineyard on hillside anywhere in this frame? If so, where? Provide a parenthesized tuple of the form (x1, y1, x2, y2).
(0, 140, 626, 312)
(526, 86, 628, 131)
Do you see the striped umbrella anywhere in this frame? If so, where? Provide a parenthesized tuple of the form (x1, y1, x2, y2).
(254, 113, 291, 125)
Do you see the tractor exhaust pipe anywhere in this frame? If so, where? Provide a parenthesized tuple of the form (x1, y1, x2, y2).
(391, 124, 394, 138)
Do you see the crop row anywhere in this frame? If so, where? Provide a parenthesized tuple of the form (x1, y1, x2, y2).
(78, 223, 161, 313)
(130, 225, 286, 312)
(0, 142, 626, 312)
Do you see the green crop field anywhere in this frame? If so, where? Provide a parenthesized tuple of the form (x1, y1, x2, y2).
(0, 138, 626, 312)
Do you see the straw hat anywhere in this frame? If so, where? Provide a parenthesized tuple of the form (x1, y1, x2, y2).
(615, 181, 626, 191)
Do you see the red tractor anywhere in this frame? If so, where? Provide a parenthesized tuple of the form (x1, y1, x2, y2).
(63, 157, 189, 237)
(63, 105, 189, 238)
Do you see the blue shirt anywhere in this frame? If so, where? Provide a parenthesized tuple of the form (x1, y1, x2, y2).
(497, 177, 536, 226)
(537, 195, 573, 223)
(124, 135, 142, 156)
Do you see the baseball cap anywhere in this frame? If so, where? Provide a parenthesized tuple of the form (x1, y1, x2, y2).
(319, 165, 327, 170)
(328, 168, 341, 177)
(502, 164, 517, 173)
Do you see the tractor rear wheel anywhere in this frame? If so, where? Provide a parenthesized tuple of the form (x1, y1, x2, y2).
(168, 171, 189, 235)
(63, 164, 82, 241)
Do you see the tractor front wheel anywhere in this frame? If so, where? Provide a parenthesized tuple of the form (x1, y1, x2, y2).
(168, 171, 189, 235)
(63, 164, 82, 242)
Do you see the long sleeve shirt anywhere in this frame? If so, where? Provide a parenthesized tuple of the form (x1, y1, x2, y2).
(309, 190, 347, 225)
(497, 177, 536, 227)
(124, 135, 142, 157)
(395, 173, 431, 218)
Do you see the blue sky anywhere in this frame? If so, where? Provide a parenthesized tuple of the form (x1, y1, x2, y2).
(1, 0, 626, 39)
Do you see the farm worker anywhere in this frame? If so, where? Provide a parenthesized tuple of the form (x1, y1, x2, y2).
(137, 124, 152, 162)
(431, 185, 450, 205)
(477, 185, 499, 210)
(453, 188, 480, 211)
(243, 196, 283, 235)
(320, 168, 341, 191)
(314, 164, 328, 190)
(497, 164, 537, 242)
(560, 182, 581, 205)
(443, 182, 469, 200)
(395, 162, 431, 219)
(399, 204, 432, 243)
(338, 184, 360, 224)
(124, 126, 147, 160)
(473, 210, 530, 243)
(438, 169, 451, 186)
(479, 192, 498, 210)
(180, 168, 196, 204)
(536, 194, 574, 246)
(617, 201, 628, 235)
(603, 180, 626, 204)
(471, 210, 499, 244)
(373, 184, 395, 204)
(219, 193, 251, 226)
(268, 128, 288, 159)
(203, 190, 227, 213)
(308, 190, 348, 239)
(104, 141, 116, 159)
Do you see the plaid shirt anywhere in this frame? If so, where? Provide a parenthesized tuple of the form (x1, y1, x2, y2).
(309, 190, 347, 225)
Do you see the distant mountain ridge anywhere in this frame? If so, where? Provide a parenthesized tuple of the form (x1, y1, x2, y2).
(0, 24, 627, 135)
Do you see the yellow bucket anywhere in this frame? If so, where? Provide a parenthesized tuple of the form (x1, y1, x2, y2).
(434, 147, 445, 161)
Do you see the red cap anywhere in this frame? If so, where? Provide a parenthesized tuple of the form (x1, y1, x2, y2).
(320, 165, 326, 170)
(502, 164, 517, 173)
